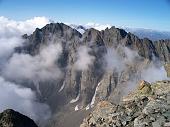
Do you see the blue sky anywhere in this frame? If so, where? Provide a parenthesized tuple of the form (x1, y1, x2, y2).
(0, 0, 170, 31)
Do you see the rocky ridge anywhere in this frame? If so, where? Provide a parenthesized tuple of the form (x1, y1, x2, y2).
(80, 80, 170, 127)
(0, 109, 38, 127)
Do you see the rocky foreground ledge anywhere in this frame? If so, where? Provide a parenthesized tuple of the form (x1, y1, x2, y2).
(0, 109, 38, 127)
(80, 80, 170, 127)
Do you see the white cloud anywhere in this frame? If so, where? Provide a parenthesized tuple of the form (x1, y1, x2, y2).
(141, 63, 168, 83)
(104, 46, 138, 75)
(0, 16, 50, 67)
(104, 47, 125, 73)
(103, 46, 168, 96)
(3, 43, 63, 82)
(69, 23, 112, 34)
(85, 23, 112, 31)
(0, 76, 51, 122)
(74, 46, 95, 71)
(123, 47, 139, 63)
(0, 16, 61, 82)
(0, 16, 54, 123)
(0, 16, 50, 37)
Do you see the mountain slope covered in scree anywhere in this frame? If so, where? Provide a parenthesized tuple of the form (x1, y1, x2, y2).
(80, 80, 170, 127)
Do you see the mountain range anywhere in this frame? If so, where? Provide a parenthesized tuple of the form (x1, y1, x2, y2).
(1, 22, 170, 127)
(70, 24, 170, 41)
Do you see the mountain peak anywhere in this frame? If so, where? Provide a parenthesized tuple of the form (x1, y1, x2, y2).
(41, 22, 82, 37)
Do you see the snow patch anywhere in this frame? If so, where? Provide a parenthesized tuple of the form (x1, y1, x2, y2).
(77, 28, 85, 34)
(75, 105, 79, 111)
(58, 81, 65, 92)
(70, 93, 80, 103)
(90, 81, 101, 107)
(85, 104, 90, 110)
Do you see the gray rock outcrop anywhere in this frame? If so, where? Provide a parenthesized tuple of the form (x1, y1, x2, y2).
(0, 109, 38, 127)
(80, 80, 170, 127)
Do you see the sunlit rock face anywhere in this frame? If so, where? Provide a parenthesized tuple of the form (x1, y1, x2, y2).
(80, 80, 170, 127)
(164, 63, 170, 77)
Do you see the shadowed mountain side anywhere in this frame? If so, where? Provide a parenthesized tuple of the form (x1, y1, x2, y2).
(0, 109, 38, 127)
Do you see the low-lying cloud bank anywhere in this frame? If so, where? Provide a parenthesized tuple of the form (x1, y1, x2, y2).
(0, 16, 52, 123)
(0, 16, 50, 37)
(3, 43, 62, 82)
(0, 76, 51, 122)
(0, 16, 50, 67)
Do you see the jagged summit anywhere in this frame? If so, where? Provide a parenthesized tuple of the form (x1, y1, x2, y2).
(41, 23, 82, 36)
(14, 22, 170, 109)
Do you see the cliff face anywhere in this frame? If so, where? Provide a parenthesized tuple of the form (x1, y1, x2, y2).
(80, 80, 170, 127)
(12, 23, 170, 127)
(16, 23, 170, 62)
(0, 109, 38, 127)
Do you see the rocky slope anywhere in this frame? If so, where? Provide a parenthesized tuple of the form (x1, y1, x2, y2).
(80, 80, 170, 127)
(0, 109, 38, 127)
(9, 23, 170, 127)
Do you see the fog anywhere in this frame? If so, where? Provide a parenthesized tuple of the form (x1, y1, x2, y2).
(3, 43, 62, 82)
(74, 46, 95, 71)
(0, 76, 51, 122)
(104, 45, 168, 94)
(0, 17, 52, 124)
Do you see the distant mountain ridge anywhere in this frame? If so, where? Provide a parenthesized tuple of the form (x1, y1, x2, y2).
(70, 24, 170, 41)
(125, 27, 170, 41)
